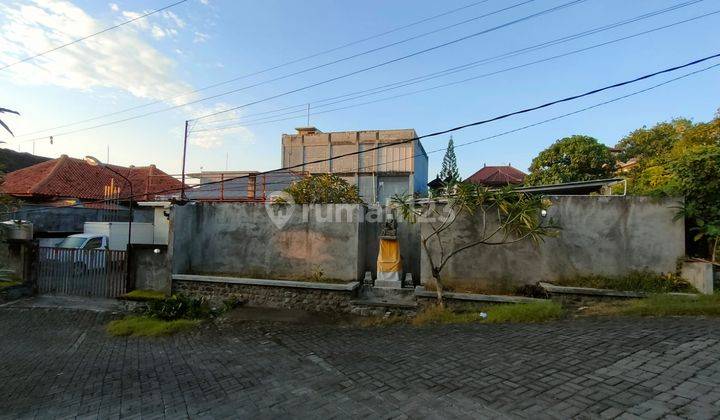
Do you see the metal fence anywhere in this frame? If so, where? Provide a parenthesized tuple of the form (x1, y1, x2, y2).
(36, 247, 128, 298)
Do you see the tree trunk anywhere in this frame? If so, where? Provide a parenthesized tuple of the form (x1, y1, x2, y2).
(432, 275, 445, 309)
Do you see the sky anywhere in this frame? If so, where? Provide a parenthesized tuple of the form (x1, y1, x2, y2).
(1, 0, 719, 180)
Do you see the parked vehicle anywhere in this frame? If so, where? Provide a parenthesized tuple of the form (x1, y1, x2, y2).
(53, 234, 117, 274)
(56, 233, 108, 250)
(83, 222, 154, 250)
(50, 222, 154, 275)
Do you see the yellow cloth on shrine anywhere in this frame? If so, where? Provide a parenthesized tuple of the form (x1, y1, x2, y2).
(377, 238, 402, 272)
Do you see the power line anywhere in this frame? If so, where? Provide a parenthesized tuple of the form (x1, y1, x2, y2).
(0, 0, 190, 71)
(190, 8, 720, 133)
(191, 0, 709, 129)
(6, 50, 719, 217)
(191, 0, 588, 122)
(194, 58, 720, 193)
(8, 0, 493, 139)
(14, 0, 586, 144)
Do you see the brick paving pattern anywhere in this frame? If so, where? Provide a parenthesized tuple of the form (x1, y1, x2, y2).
(1, 307, 720, 419)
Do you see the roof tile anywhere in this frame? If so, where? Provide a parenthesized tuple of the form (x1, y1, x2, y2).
(465, 165, 527, 186)
(2, 155, 183, 201)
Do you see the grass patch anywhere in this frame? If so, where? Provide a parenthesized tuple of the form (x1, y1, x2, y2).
(553, 271, 696, 294)
(107, 316, 200, 337)
(585, 294, 720, 317)
(0, 280, 20, 290)
(121, 289, 167, 301)
(411, 300, 564, 326)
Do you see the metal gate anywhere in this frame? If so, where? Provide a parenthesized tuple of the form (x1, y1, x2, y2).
(36, 247, 128, 298)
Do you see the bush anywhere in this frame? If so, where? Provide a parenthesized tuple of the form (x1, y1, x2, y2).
(283, 174, 362, 204)
(146, 294, 214, 320)
(107, 316, 200, 337)
(142, 294, 241, 321)
(554, 271, 696, 294)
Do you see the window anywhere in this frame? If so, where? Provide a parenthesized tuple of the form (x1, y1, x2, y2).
(83, 238, 103, 249)
(56, 237, 86, 249)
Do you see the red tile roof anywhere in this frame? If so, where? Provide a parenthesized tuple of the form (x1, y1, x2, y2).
(1, 155, 184, 202)
(465, 165, 527, 187)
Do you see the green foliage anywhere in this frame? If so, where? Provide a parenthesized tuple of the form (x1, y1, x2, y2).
(554, 271, 696, 294)
(120, 289, 167, 301)
(107, 316, 200, 337)
(672, 145, 720, 261)
(525, 135, 615, 186)
(411, 301, 563, 326)
(618, 113, 720, 261)
(143, 294, 238, 320)
(283, 174, 362, 204)
(439, 136, 460, 182)
(616, 119, 692, 162)
(0, 280, 20, 290)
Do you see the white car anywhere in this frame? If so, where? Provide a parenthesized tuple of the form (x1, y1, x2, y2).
(53, 234, 117, 274)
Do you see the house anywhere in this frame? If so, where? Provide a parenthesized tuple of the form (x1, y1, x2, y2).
(465, 164, 526, 187)
(281, 127, 428, 204)
(184, 170, 305, 201)
(1, 154, 182, 237)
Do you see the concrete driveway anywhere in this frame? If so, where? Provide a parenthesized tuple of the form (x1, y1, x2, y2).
(1, 304, 719, 419)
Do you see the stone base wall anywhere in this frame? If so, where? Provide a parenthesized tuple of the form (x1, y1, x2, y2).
(173, 280, 357, 314)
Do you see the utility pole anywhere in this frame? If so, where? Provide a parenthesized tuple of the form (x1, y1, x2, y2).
(306, 103, 310, 126)
(180, 120, 189, 200)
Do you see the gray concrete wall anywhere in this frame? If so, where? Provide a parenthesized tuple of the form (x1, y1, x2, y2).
(420, 196, 686, 291)
(169, 203, 365, 282)
(129, 245, 170, 292)
(5, 205, 152, 234)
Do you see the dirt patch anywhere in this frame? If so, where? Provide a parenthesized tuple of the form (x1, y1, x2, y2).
(222, 306, 364, 326)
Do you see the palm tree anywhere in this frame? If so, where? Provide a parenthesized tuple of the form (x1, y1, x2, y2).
(0, 107, 20, 136)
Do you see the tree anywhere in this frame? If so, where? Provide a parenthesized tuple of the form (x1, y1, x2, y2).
(0, 107, 20, 137)
(439, 136, 460, 182)
(616, 119, 692, 162)
(672, 145, 720, 262)
(283, 174, 362, 204)
(617, 114, 720, 261)
(392, 184, 556, 307)
(525, 135, 615, 186)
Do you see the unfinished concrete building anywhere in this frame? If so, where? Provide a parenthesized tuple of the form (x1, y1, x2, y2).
(281, 127, 428, 204)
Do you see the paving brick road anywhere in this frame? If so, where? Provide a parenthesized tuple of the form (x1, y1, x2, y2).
(1, 306, 720, 419)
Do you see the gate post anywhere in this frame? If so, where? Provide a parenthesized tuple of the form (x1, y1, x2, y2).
(125, 244, 135, 293)
(22, 240, 39, 295)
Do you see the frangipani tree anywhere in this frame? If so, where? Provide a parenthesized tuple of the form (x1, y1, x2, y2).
(392, 182, 557, 307)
